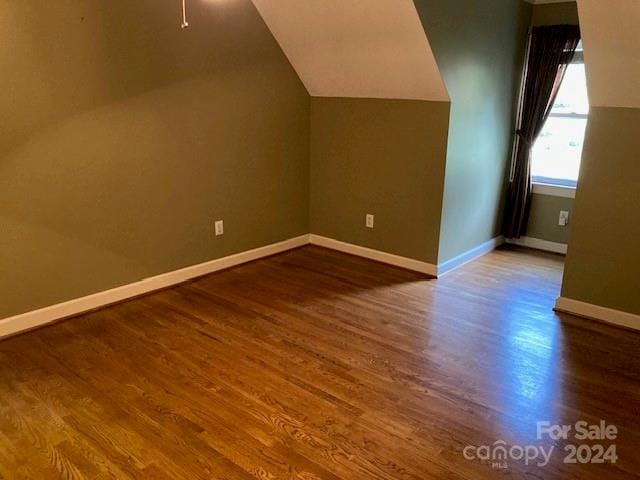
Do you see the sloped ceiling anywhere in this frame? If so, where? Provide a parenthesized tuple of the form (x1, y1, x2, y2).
(578, 0, 640, 108)
(250, 0, 448, 101)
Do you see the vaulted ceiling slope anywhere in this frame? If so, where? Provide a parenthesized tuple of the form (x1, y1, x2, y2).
(578, 0, 640, 108)
(251, 0, 448, 101)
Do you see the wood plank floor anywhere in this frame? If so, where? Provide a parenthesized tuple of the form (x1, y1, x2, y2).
(1, 245, 639, 479)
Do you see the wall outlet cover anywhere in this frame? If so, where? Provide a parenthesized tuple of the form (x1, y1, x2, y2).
(366, 214, 374, 228)
(559, 211, 570, 227)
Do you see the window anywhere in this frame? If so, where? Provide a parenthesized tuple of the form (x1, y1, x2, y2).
(531, 44, 588, 188)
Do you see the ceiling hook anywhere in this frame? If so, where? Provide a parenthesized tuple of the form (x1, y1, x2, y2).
(181, 0, 189, 29)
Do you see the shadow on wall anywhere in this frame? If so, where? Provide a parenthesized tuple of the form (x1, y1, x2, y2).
(0, 0, 310, 319)
(1, 0, 285, 155)
(0, 67, 309, 319)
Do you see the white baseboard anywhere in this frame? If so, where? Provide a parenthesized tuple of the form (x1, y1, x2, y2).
(507, 236, 567, 254)
(2, 230, 573, 340)
(0, 235, 309, 340)
(308, 234, 437, 276)
(555, 297, 640, 331)
(436, 236, 504, 277)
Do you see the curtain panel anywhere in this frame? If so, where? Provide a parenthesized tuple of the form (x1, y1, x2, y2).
(504, 25, 581, 239)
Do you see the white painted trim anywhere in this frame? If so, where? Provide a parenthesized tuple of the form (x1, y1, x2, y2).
(0, 235, 309, 340)
(436, 236, 505, 277)
(532, 183, 576, 199)
(308, 234, 437, 276)
(507, 236, 568, 254)
(555, 297, 640, 332)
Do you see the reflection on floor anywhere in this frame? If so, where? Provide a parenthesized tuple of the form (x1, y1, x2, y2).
(1, 245, 639, 479)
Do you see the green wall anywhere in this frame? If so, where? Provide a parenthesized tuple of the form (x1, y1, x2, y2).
(532, 2, 579, 26)
(309, 98, 450, 264)
(414, 0, 532, 263)
(527, 194, 573, 244)
(309, 1, 532, 266)
(1, 0, 552, 320)
(562, 107, 640, 314)
(0, 0, 310, 319)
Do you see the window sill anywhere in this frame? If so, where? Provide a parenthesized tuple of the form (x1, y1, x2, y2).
(532, 183, 576, 199)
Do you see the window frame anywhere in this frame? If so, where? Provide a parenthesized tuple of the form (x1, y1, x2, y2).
(532, 182, 576, 198)
(530, 49, 587, 195)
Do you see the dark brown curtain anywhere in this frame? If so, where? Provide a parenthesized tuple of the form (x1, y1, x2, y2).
(504, 25, 581, 239)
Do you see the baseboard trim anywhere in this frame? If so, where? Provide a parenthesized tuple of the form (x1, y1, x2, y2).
(436, 236, 505, 277)
(308, 234, 437, 276)
(555, 297, 640, 331)
(0, 235, 309, 340)
(507, 236, 567, 254)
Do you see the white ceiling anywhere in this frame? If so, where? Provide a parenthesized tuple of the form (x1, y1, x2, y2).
(250, 0, 448, 101)
(578, 0, 640, 108)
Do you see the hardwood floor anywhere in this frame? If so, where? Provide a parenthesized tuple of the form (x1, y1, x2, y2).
(1, 245, 639, 479)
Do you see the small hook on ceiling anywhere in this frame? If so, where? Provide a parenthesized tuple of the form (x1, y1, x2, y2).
(181, 0, 189, 29)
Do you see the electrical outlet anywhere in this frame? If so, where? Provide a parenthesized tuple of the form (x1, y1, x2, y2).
(366, 214, 374, 229)
(215, 220, 224, 236)
(559, 211, 569, 227)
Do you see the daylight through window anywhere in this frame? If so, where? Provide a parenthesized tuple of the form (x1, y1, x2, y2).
(531, 44, 588, 187)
